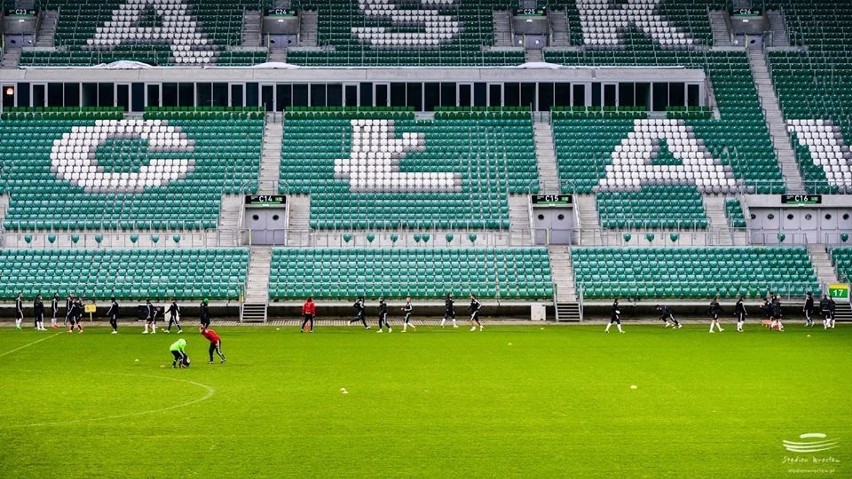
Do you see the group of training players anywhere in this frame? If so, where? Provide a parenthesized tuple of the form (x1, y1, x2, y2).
(14, 292, 88, 333)
(12, 292, 213, 335)
(606, 292, 840, 333)
(318, 293, 483, 333)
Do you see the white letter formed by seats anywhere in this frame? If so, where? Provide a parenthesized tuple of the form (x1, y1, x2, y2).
(334, 119, 462, 193)
(787, 119, 852, 191)
(577, 0, 694, 47)
(597, 119, 738, 192)
(87, 0, 214, 64)
(353, 0, 461, 48)
(50, 119, 196, 193)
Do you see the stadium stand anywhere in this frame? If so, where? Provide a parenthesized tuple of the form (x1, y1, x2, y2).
(269, 248, 553, 300)
(4, 0, 852, 318)
(765, 1, 852, 194)
(0, 248, 248, 300)
(279, 107, 538, 230)
(572, 247, 820, 299)
(724, 198, 747, 228)
(830, 247, 852, 283)
(0, 106, 263, 231)
(596, 185, 708, 229)
(546, 1, 782, 229)
(19, 0, 268, 66)
(286, 0, 524, 66)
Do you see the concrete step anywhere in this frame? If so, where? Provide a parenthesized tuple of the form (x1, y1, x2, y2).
(218, 195, 244, 232)
(547, 245, 576, 304)
(299, 11, 318, 47)
(708, 11, 732, 48)
(508, 195, 533, 246)
(241, 303, 268, 323)
(766, 10, 791, 47)
(492, 10, 513, 47)
(548, 10, 570, 47)
(748, 48, 805, 194)
(807, 243, 840, 288)
(574, 194, 601, 245)
(533, 121, 561, 194)
(259, 117, 283, 195)
(556, 302, 582, 321)
(525, 49, 543, 62)
(287, 194, 311, 247)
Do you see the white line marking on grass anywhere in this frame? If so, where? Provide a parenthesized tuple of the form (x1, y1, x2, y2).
(0, 333, 62, 359)
(1, 373, 215, 428)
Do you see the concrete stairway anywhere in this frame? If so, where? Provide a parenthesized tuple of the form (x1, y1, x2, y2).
(241, 10, 262, 47)
(834, 303, 852, 323)
(748, 48, 805, 194)
(547, 246, 576, 302)
(0, 195, 8, 239)
(708, 10, 733, 48)
(702, 194, 733, 246)
(525, 49, 543, 62)
(260, 116, 283, 195)
(299, 10, 318, 47)
(574, 194, 601, 245)
(807, 243, 840, 289)
(218, 195, 244, 232)
(766, 10, 791, 47)
(268, 51, 287, 63)
(286, 194, 311, 247)
(508, 195, 533, 246)
(548, 10, 570, 47)
(533, 120, 560, 195)
(1, 49, 20, 68)
(493, 10, 513, 47)
(241, 246, 272, 322)
(548, 246, 581, 321)
(35, 10, 59, 48)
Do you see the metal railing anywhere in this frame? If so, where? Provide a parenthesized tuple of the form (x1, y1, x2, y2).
(0, 228, 245, 249)
(6, 282, 245, 303)
(577, 281, 820, 302)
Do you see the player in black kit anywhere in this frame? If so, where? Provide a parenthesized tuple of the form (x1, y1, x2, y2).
(605, 298, 624, 333)
(50, 293, 60, 329)
(401, 296, 415, 332)
(64, 293, 74, 328)
(164, 299, 182, 333)
(200, 298, 211, 329)
(349, 296, 369, 329)
(708, 296, 724, 333)
(735, 296, 747, 332)
(33, 294, 46, 331)
(376, 297, 391, 333)
(468, 294, 482, 331)
(14, 292, 23, 330)
(107, 297, 119, 334)
(657, 304, 681, 328)
(440, 293, 457, 328)
(803, 292, 815, 327)
(68, 298, 84, 333)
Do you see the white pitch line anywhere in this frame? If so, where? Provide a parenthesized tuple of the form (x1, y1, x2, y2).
(0, 332, 62, 359)
(1, 373, 215, 428)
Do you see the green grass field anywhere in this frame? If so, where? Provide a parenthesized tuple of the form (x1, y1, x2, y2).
(1, 323, 849, 478)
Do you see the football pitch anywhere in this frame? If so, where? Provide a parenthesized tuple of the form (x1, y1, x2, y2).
(1, 323, 849, 478)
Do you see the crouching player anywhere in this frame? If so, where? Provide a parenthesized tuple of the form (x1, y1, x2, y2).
(169, 338, 190, 368)
(200, 326, 226, 364)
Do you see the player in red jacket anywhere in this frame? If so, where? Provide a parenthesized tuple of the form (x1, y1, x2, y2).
(199, 326, 226, 364)
(301, 296, 316, 333)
